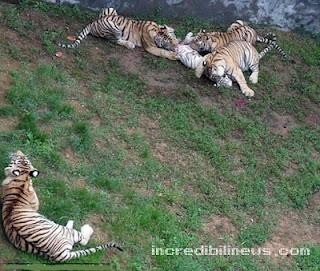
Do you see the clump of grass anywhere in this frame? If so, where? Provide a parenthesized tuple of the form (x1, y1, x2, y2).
(7, 64, 73, 120)
(19, 0, 95, 22)
(41, 30, 64, 54)
(17, 112, 48, 143)
(70, 121, 93, 152)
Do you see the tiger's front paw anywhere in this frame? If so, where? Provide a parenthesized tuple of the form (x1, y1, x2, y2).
(80, 224, 94, 245)
(126, 42, 135, 49)
(168, 52, 178, 60)
(183, 32, 194, 44)
(249, 73, 258, 84)
(242, 88, 255, 97)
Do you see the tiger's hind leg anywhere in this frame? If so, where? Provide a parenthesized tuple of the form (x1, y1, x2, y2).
(80, 224, 94, 246)
(249, 63, 259, 84)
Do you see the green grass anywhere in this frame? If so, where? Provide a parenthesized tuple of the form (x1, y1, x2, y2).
(0, 1, 319, 270)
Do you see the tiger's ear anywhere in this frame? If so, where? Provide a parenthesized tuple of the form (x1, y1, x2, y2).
(12, 169, 20, 176)
(203, 61, 207, 66)
(164, 24, 175, 32)
(29, 170, 39, 178)
(201, 29, 206, 33)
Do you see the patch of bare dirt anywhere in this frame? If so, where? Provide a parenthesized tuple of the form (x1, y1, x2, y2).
(140, 115, 159, 130)
(263, 111, 298, 137)
(202, 214, 238, 243)
(90, 115, 102, 128)
(83, 214, 110, 243)
(263, 211, 320, 259)
(144, 75, 178, 90)
(134, 185, 154, 198)
(167, 202, 184, 217)
(61, 148, 79, 165)
(305, 112, 320, 126)
(283, 161, 299, 177)
(199, 96, 217, 108)
(262, 193, 320, 266)
(308, 191, 320, 211)
(0, 117, 17, 132)
(74, 178, 87, 188)
(68, 99, 87, 113)
(118, 49, 145, 74)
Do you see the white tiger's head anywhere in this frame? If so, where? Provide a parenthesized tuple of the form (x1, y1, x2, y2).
(154, 25, 179, 51)
(4, 150, 39, 181)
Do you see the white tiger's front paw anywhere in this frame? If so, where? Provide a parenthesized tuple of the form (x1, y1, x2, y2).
(183, 32, 194, 44)
(242, 88, 255, 97)
(80, 224, 94, 245)
(249, 73, 258, 84)
(66, 220, 74, 229)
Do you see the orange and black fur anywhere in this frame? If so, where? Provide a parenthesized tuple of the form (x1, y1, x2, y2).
(1, 150, 122, 262)
(195, 41, 275, 97)
(189, 21, 287, 59)
(59, 8, 178, 60)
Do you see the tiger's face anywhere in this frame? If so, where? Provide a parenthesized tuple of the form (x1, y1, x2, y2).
(4, 150, 39, 180)
(190, 30, 211, 52)
(204, 59, 226, 79)
(154, 25, 179, 51)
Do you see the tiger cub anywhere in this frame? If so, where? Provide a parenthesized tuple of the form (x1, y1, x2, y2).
(195, 41, 275, 97)
(188, 21, 287, 59)
(59, 8, 178, 60)
(1, 150, 122, 262)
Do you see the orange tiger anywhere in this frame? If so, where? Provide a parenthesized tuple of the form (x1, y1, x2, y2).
(59, 8, 178, 60)
(188, 21, 287, 58)
(195, 41, 275, 97)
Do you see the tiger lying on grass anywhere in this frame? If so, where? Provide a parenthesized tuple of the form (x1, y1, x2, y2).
(195, 41, 275, 97)
(186, 20, 287, 59)
(1, 150, 122, 262)
(59, 8, 178, 60)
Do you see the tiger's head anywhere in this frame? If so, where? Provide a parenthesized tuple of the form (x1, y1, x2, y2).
(195, 53, 226, 80)
(190, 29, 212, 52)
(3, 151, 39, 183)
(154, 25, 179, 51)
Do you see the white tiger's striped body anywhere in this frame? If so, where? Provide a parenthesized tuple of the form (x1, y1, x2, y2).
(1, 151, 122, 262)
(175, 44, 204, 69)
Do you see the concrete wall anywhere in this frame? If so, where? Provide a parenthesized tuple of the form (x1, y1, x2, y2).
(48, 0, 320, 33)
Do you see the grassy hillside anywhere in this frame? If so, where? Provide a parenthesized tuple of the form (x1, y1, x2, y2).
(0, 1, 319, 270)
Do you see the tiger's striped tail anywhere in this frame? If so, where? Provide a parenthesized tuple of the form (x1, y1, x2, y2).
(257, 34, 288, 59)
(60, 242, 123, 262)
(271, 41, 288, 59)
(257, 34, 276, 45)
(58, 24, 92, 49)
(259, 42, 275, 59)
